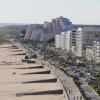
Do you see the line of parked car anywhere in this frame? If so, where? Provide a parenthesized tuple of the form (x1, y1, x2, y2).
(65, 65, 97, 85)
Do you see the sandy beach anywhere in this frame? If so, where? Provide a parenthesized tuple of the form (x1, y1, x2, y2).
(0, 44, 67, 100)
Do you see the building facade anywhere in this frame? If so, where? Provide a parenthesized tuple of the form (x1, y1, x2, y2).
(51, 16, 73, 35)
(61, 32, 66, 50)
(55, 35, 61, 48)
(93, 40, 100, 63)
(86, 46, 94, 61)
(70, 30, 76, 52)
(55, 31, 71, 51)
(25, 24, 34, 39)
(76, 27, 100, 57)
(65, 31, 71, 51)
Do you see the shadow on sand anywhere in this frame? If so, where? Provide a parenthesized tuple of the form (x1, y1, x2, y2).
(21, 70, 51, 75)
(15, 66, 43, 69)
(22, 78, 57, 84)
(16, 89, 63, 97)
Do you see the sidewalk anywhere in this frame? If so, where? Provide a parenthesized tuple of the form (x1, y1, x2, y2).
(81, 84, 100, 100)
(42, 60, 84, 100)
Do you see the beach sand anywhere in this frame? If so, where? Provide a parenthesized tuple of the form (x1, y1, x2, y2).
(0, 44, 66, 100)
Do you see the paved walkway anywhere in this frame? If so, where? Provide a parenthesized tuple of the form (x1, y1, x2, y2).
(81, 85, 100, 100)
(42, 60, 84, 100)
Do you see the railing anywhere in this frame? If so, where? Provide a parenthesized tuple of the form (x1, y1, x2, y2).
(47, 64, 84, 100)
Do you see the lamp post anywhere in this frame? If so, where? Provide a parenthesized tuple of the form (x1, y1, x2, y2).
(10, 55, 11, 64)
(41, 35, 46, 66)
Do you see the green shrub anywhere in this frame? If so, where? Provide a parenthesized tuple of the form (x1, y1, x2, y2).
(97, 88, 100, 94)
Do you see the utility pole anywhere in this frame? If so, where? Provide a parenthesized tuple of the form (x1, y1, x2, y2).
(10, 55, 11, 64)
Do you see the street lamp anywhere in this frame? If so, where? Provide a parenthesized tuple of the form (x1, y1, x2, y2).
(10, 55, 11, 64)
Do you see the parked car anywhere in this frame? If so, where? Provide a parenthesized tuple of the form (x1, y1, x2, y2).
(86, 78, 97, 85)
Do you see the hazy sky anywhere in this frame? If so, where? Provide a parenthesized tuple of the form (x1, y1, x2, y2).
(0, 0, 99, 24)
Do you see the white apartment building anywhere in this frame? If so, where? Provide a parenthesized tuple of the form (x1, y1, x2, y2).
(93, 40, 100, 63)
(86, 46, 94, 61)
(70, 30, 76, 52)
(76, 27, 100, 57)
(55, 35, 61, 48)
(55, 31, 71, 51)
(65, 31, 71, 51)
(61, 32, 66, 50)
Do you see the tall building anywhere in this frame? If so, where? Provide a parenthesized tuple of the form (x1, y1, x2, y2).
(55, 31, 72, 51)
(76, 27, 100, 57)
(84, 40, 100, 63)
(93, 40, 100, 63)
(44, 21, 52, 33)
(30, 29, 44, 41)
(25, 17, 73, 41)
(25, 24, 34, 39)
(25, 24, 54, 41)
(51, 16, 73, 35)
(61, 32, 66, 50)
(51, 19, 61, 34)
(25, 24, 43, 40)
(85, 46, 94, 61)
(55, 35, 61, 48)
(40, 33, 55, 42)
(70, 30, 76, 52)
(65, 31, 71, 51)
(76, 28, 84, 56)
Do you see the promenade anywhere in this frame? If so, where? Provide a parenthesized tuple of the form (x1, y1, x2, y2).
(0, 44, 66, 100)
(27, 45, 84, 100)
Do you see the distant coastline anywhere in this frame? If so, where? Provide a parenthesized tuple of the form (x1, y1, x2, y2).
(0, 23, 28, 28)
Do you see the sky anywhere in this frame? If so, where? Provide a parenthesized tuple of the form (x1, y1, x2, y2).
(0, 0, 99, 25)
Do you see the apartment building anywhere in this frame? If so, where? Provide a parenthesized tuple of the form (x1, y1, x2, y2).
(61, 32, 66, 50)
(76, 27, 100, 57)
(55, 31, 71, 51)
(93, 40, 100, 63)
(55, 35, 61, 48)
(65, 31, 71, 51)
(86, 46, 94, 61)
(25, 24, 34, 39)
(55, 27, 100, 62)
(70, 30, 76, 52)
